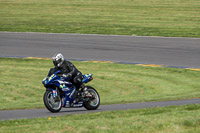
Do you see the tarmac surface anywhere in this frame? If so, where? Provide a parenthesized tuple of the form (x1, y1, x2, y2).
(0, 32, 200, 68)
(1, 99, 200, 121)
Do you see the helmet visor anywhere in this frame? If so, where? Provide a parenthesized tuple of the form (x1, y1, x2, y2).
(53, 60, 58, 66)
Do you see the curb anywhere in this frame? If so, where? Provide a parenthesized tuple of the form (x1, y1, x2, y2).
(1, 56, 200, 71)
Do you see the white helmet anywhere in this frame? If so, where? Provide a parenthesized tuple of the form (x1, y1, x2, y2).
(52, 53, 64, 67)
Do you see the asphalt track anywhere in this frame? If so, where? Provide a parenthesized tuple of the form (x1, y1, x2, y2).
(0, 32, 200, 68)
(1, 99, 200, 121)
(0, 32, 200, 120)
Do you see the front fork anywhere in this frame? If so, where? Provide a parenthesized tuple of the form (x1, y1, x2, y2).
(51, 88, 61, 102)
(52, 90, 57, 98)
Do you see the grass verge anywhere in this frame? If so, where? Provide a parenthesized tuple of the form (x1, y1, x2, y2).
(0, 104, 200, 133)
(0, 0, 200, 37)
(0, 57, 200, 110)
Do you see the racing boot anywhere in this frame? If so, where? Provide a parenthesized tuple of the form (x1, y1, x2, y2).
(82, 86, 92, 98)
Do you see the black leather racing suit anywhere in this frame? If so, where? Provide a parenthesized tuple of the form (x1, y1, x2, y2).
(49, 60, 83, 89)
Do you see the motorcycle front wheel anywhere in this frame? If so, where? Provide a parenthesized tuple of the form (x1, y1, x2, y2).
(83, 86, 100, 110)
(43, 90, 62, 113)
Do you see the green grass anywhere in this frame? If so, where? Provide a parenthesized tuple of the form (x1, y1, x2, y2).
(0, 57, 200, 110)
(1, 104, 200, 133)
(0, 0, 200, 37)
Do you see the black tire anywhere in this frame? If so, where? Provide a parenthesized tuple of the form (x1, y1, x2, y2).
(83, 86, 100, 110)
(43, 90, 62, 113)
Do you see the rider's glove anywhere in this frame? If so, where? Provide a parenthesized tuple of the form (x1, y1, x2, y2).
(67, 73, 72, 77)
(63, 73, 72, 78)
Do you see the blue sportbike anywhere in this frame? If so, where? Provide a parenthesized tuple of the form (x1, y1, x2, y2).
(42, 69, 100, 113)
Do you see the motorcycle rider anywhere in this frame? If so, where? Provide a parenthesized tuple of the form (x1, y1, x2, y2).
(51, 53, 90, 103)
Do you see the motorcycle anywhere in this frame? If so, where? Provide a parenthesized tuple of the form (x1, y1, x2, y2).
(42, 69, 100, 113)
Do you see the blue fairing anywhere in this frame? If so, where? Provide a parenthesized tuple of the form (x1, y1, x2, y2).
(42, 70, 93, 107)
(42, 70, 71, 86)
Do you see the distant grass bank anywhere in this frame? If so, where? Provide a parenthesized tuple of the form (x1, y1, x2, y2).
(0, 57, 200, 110)
(1, 104, 200, 133)
(0, 0, 200, 37)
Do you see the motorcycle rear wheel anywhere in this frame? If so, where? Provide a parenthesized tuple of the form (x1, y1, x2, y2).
(43, 90, 62, 113)
(83, 86, 100, 110)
